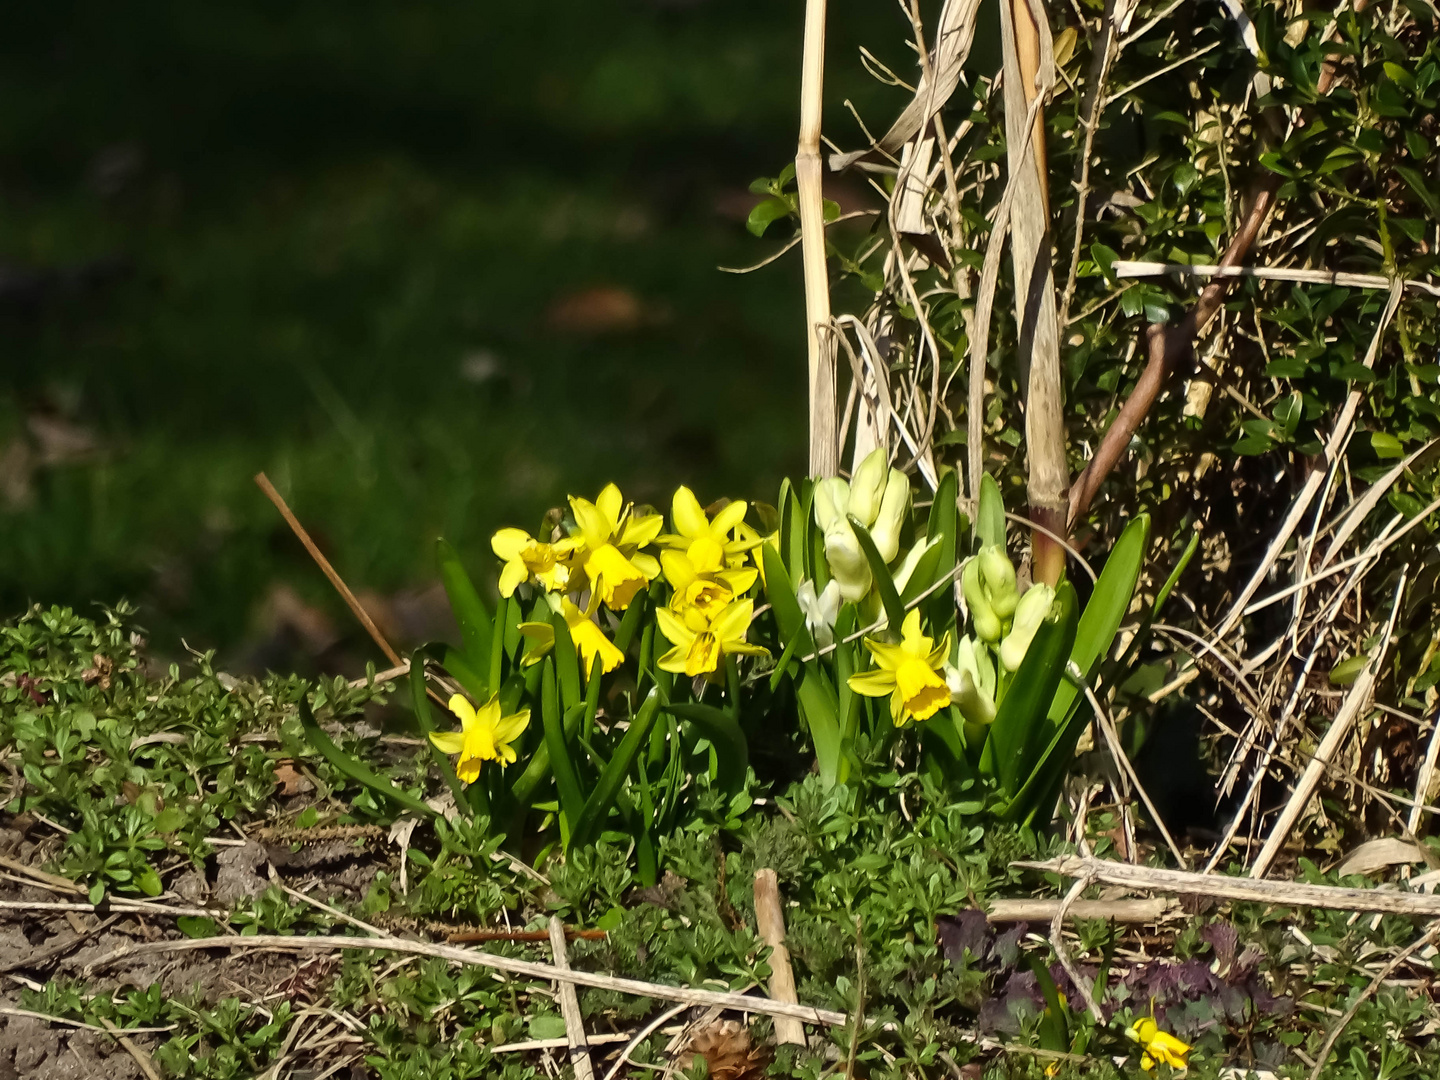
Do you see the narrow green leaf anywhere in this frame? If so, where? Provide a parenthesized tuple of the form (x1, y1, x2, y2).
(762, 545, 817, 655)
(662, 703, 748, 791)
(798, 668, 844, 786)
(410, 652, 471, 815)
(437, 539, 492, 680)
(570, 689, 663, 850)
(977, 473, 1006, 549)
(542, 659, 586, 835)
(768, 626, 806, 692)
(1047, 514, 1150, 728)
(441, 645, 487, 703)
(986, 582, 1079, 797)
(487, 594, 511, 699)
(549, 611, 583, 708)
(613, 588, 648, 654)
(299, 697, 433, 817)
(850, 518, 907, 635)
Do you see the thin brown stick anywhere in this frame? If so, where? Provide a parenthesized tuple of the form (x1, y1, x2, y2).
(1307, 921, 1440, 1080)
(754, 869, 807, 1047)
(797, 0, 836, 477)
(81, 934, 849, 1027)
(1068, 178, 1278, 525)
(254, 472, 402, 667)
(549, 915, 595, 1080)
(1020, 854, 1440, 916)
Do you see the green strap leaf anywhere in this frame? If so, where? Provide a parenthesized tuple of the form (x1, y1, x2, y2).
(437, 539, 493, 685)
(570, 689, 663, 850)
(541, 658, 586, 835)
(409, 652, 472, 816)
(549, 611, 583, 709)
(1047, 514, 1150, 729)
(298, 696, 433, 818)
(661, 702, 748, 792)
(850, 517, 906, 636)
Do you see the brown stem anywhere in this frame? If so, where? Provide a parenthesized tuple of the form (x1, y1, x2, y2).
(1066, 177, 1279, 526)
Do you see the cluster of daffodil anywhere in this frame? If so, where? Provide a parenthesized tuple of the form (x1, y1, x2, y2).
(427, 483, 770, 787)
(403, 455, 1149, 870)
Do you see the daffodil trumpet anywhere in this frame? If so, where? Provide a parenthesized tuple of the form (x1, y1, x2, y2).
(655, 597, 769, 680)
(567, 483, 662, 611)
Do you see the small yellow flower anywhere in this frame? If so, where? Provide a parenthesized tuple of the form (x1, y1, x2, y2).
(491, 528, 577, 597)
(661, 545, 758, 631)
(1126, 1017, 1190, 1072)
(847, 609, 952, 726)
(518, 598, 625, 675)
(568, 484, 662, 610)
(658, 486, 757, 567)
(428, 694, 530, 782)
(656, 598, 769, 679)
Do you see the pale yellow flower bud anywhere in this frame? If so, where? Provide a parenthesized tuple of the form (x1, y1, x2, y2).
(813, 477, 851, 532)
(824, 519, 873, 603)
(999, 583, 1056, 671)
(978, 544, 1019, 618)
(846, 448, 889, 528)
(868, 469, 909, 564)
(962, 558, 1002, 643)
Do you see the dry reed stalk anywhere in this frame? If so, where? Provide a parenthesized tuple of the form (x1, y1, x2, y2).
(754, 869, 807, 1047)
(797, 0, 836, 477)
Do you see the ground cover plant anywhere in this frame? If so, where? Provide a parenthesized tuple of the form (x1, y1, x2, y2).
(2, 0, 1440, 1077)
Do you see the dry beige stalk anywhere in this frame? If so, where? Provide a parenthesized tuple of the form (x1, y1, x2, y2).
(753, 869, 807, 1048)
(797, 0, 836, 477)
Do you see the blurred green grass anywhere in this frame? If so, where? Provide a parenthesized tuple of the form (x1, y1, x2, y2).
(0, 0, 900, 656)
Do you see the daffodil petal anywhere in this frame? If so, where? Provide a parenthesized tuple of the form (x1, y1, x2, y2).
(498, 560, 528, 597)
(429, 731, 465, 754)
(847, 669, 896, 697)
(596, 484, 625, 529)
(710, 499, 748, 535)
(656, 644, 690, 674)
(672, 486, 708, 539)
(491, 527, 531, 561)
(623, 513, 664, 551)
(711, 599, 754, 643)
(654, 606, 694, 648)
(630, 551, 661, 579)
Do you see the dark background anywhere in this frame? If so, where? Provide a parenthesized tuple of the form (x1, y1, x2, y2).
(0, 0, 913, 667)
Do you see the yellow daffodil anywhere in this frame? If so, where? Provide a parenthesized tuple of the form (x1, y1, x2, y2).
(491, 528, 577, 597)
(847, 609, 952, 726)
(568, 483, 662, 610)
(656, 598, 769, 679)
(1126, 1017, 1190, 1072)
(428, 694, 530, 782)
(658, 486, 757, 568)
(517, 597, 625, 675)
(662, 544, 758, 631)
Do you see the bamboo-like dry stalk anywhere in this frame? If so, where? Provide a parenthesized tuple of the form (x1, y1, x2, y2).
(998, 0, 1068, 584)
(797, 0, 837, 478)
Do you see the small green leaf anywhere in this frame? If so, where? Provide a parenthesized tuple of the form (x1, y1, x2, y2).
(1372, 431, 1405, 459)
(747, 196, 793, 237)
(177, 916, 219, 939)
(1329, 654, 1370, 686)
(529, 1015, 569, 1040)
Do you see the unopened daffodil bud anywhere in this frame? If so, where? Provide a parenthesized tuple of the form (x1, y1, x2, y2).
(847, 448, 889, 528)
(813, 477, 851, 532)
(868, 468, 910, 564)
(999, 583, 1056, 671)
(824, 519, 873, 603)
(977, 544, 1019, 618)
(962, 558, 1003, 643)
